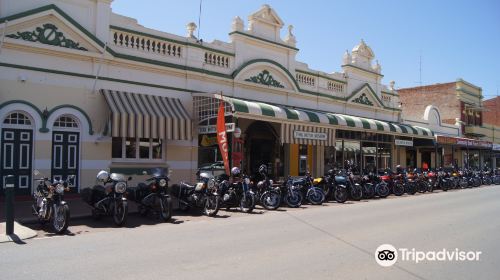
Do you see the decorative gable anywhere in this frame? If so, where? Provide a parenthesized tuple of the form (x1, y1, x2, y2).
(7, 23, 88, 51)
(352, 93, 374, 106)
(1, 7, 103, 54)
(245, 70, 284, 88)
(347, 83, 384, 108)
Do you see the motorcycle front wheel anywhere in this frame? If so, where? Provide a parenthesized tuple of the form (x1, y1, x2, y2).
(261, 191, 281, 210)
(52, 204, 70, 234)
(362, 183, 375, 199)
(239, 193, 255, 213)
(159, 196, 172, 222)
(113, 200, 128, 227)
(376, 183, 390, 198)
(405, 183, 417, 195)
(307, 188, 325, 205)
(334, 187, 348, 203)
(393, 183, 405, 196)
(350, 184, 363, 201)
(203, 195, 220, 217)
(285, 190, 302, 208)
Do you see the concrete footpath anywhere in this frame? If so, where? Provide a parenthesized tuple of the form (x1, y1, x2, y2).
(0, 222, 37, 243)
(0, 195, 138, 224)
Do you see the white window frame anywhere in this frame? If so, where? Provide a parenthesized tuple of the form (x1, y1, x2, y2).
(111, 137, 165, 163)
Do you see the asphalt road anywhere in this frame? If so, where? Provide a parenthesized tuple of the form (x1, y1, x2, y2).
(1, 186, 499, 280)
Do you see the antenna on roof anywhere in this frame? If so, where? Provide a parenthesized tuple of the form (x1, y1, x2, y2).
(197, 0, 203, 40)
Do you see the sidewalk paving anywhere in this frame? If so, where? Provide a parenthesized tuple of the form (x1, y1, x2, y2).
(0, 222, 37, 243)
(0, 195, 138, 224)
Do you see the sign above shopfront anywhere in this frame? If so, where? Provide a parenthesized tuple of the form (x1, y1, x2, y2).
(395, 139, 413, 146)
(293, 130, 327, 141)
(198, 123, 235, 134)
(492, 144, 500, 151)
(436, 136, 492, 148)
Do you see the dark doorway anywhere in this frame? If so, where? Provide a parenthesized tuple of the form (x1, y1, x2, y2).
(244, 121, 280, 177)
(421, 151, 431, 170)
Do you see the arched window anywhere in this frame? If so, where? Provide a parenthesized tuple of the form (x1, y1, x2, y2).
(53, 115, 78, 128)
(3, 112, 32, 125)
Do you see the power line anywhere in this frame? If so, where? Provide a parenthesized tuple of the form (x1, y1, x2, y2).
(197, 0, 202, 39)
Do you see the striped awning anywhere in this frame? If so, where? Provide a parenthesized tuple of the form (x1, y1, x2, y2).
(102, 89, 192, 140)
(205, 94, 433, 138)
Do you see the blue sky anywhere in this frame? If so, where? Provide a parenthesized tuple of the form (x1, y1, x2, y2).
(112, 0, 500, 98)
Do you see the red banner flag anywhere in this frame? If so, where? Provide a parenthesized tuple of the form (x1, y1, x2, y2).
(216, 96, 230, 175)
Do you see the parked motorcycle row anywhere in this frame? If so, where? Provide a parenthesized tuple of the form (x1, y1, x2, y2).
(30, 164, 500, 234)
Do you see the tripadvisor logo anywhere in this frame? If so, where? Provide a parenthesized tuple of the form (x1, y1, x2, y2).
(375, 244, 482, 267)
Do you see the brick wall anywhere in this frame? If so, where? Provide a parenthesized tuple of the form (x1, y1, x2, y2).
(398, 82, 460, 123)
(483, 97, 500, 126)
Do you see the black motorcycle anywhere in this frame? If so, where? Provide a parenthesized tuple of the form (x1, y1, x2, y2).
(31, 170, 72, 234)
(316, 169, 348, 203)
(126, 168, 172, 222)
(292, 172, 325, 205)
(252, 165, 281, 210)
(219, 173, 256, 213)
(81, 170, 130, 226)
(170, 172, 220, 216)
(281, 176, 303, 207)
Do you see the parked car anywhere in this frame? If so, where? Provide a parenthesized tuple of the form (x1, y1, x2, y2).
(198, 161, 226, 177)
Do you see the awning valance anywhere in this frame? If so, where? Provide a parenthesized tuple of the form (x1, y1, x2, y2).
(102, 89, 192, 140)
(198, 94, 433, 138)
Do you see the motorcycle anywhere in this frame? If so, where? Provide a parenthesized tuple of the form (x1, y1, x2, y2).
(31, 170, 72, 234)
(126, 168, 172, 222)
(390, 172, 406, 196)
(252, 165, 281, 210)
(292, 171, 325, 205)
(281, 176, 303, 207)
(404, 171, 417, 195)
(374, 171, 390, 198)
(170, 172, 220, 216)
(218, 168, 255, 213)
(81, 170, 130, 226)
(315, 169, 348, 203)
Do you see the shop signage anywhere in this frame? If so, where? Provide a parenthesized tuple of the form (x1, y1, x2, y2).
(395, 139, 413, 147)
(436, 136, 492, 148)
(293, 130, 327, 141)
(492, 144, 500, 151)
(216, 100, 230, 176)
(198, 123, 235, 134)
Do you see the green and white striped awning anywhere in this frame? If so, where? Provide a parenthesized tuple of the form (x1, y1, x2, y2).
(102, 89, 192, 140)
(206, 94, 433, 138)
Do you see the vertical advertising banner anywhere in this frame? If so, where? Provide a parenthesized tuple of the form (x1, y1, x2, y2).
(216, 97, 230, 175)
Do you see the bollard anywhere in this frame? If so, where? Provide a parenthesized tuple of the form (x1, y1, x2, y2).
(5, 175, 15, 235)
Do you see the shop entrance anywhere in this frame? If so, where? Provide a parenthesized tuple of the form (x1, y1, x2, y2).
(245, 121, 280, 177)
(421, 151, 431, 170)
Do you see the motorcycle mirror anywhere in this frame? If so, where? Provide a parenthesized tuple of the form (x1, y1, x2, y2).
(128, 176, 133, 181)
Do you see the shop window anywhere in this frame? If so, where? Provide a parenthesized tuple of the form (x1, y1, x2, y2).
(344, 141, 361, 169)
(112, 137, 163, 160)
(377, 143, 392, 171)
(362, 142, 377, 173)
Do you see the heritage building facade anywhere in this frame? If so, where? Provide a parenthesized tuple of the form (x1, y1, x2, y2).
(0, 0, 460, 195)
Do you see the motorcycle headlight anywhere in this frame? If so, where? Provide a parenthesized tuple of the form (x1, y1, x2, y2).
(115, 182, 127, 193)
(269, 180, 274, 185)
(244, 178, 251, 185)
(56, 184, 64, 194)
(159, 179, 167, 187)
